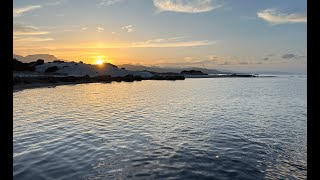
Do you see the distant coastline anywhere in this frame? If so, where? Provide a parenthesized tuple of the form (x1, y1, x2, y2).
(13, 59, 262, 92)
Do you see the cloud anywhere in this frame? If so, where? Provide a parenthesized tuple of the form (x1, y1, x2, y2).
(14, 37, 54, 42)
(13, 23, 53, 43)
(13, 5, 42, 17)
(122, 25, 135, 32)
(153, 0, 220, 13)
(81, 27, 89, 30)
(263, 57, 270, 60)
(100, 0, 123, 5)
(281, 53, 307, 60)
(158, 59, 216, 67)
(182, 55, 265, 66)
(97, 27, 104, 32)
(160, 54, 234, 67)
(219, 61, 231, 65)
(130, 37, 214, 47)
(184, 56, 196, 61)
(45, 1, 64, 6)
(282, 53, 296, 59)
(257, 9, 307, 24)
(207, 55, 220, 61)
(13, 23, 50, 35)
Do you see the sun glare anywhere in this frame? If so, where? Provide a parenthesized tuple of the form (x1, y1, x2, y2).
(96, 60, 104, 65)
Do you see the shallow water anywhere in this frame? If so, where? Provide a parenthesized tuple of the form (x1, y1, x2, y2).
(13, 76, 307, 180)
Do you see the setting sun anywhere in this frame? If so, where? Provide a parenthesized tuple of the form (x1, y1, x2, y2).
(96, 60, 104, 65)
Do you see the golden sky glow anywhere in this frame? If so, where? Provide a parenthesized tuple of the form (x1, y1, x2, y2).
(96, 59, 104, 65)
(13, 0, 307, 73)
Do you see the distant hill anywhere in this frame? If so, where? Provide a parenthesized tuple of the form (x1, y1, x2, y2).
(118, 64, 232, 74)
(13, 54, 59, 63)
(249, 71, 294, 75)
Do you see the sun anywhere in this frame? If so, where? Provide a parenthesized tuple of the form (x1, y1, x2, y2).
(96, 60, 104, 65)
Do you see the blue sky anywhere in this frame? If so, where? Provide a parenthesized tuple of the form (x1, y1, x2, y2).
(13, 0, 307, 73)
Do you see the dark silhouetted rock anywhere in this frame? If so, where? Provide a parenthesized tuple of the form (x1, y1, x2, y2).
(123, 75, 135, 82)
(48, 79, 58, 83)
(13, 58, 36, 71)
(93, 75, 112, 82)
(36, 59, 45, 65)
(82, 75, 91, 80)
(53, 60, 65, 63)
(45, 66, 59, 73)
(23, 79, 32, 84)
(150, 75, 185, 80)
(180, 70, 207, 75)
(134, 76, 142, 81)
(105, 63, 118, 69)
(230, 74, 254, 77)
(60, 76, 77, 82)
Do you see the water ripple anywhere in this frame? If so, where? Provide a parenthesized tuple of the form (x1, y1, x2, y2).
(14, 77, 307, 179)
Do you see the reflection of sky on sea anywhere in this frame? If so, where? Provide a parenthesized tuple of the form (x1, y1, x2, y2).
(14, 76, 306, 179)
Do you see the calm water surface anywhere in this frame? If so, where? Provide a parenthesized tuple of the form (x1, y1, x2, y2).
(13, 76, 307, 180)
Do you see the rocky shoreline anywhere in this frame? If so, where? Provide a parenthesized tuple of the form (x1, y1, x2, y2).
(13, 73, 263, 92)
(12, 58, 261, 92)
(13, 74, 185, 92)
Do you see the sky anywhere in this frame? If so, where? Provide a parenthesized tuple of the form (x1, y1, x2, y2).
(13, 0, 307, 73)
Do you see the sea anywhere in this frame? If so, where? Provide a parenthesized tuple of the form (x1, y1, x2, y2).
(13, 75, 307, 180)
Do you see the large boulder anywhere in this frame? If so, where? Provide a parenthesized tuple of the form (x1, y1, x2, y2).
(36, 59, 45, 65)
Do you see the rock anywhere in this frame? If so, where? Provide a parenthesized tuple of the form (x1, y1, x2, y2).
(150, 75, 185, 80)
(23, 79, 32, 84)
(13, 58, 36, 71)
(93, 75, 112, 82)
(123, 75, 135, 82)
(53, 60, 65, 63)
(180, 70, 207, 75)
(35, 59, 45, 65)
(112, 77, 123, 82)
(60, 76, 78, 82)
(82, 75, 91, 80)
(230, 74, 254, 77)
(48, 79, 58, 83)
(45, 66, 59, 73)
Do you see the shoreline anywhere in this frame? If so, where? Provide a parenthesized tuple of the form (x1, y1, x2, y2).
(13, 81, 99, 92)
(13, 74, 185, 92)
(13, 74, 271, 92)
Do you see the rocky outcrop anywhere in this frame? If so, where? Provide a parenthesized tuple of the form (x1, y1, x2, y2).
(36, 59, 45, 65)
(150, 75, 185, 80)
(13, 58, 36, 72)
(92, 75, 112, 82)
(180, 70, 208, 75)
